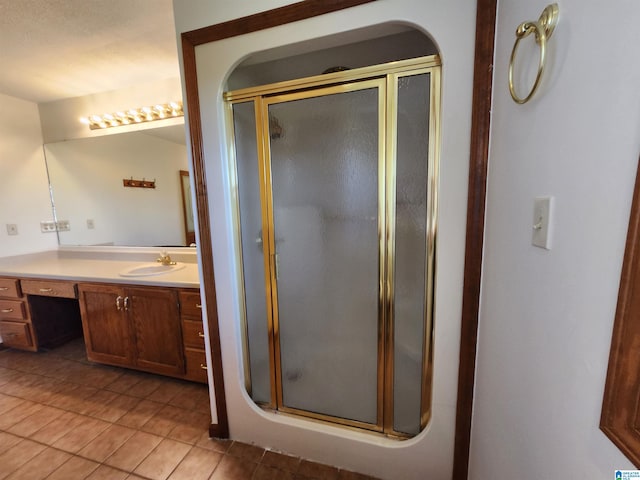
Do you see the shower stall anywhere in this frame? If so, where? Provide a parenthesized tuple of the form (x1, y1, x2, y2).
(225, 55, 440, 437)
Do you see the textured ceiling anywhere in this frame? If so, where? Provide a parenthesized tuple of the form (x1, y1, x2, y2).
(0, 0, 179, 103)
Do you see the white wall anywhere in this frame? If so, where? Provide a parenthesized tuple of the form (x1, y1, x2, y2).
(0, 93, 58, 257)
(173, 1, 476, 478)
(470, 1, 640, 478)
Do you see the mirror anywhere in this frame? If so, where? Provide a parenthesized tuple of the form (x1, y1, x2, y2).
(43, 123, 193, 247)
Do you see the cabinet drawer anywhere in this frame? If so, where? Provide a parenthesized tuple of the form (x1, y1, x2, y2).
(182, 319, 206, 349)
(21, 280, 77, 299)
(0, 300, 26, 320)
(0, 321, 34, 349)
(184, 348, 208, 383)
(179, 291, 202, 318)
(0, 278, 21, 298)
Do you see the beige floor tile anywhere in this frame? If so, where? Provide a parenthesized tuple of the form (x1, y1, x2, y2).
(195, 432, 232, 453)
(30, 411, 87, 445)
(85, 464, 129, 480)
(227, 441, 265, 462)
(46, 383, 97, 411)
(104, 372, 143, 394)
(261, 450, 301, 472)
(5, 446, 71, 480)
(77, 388, 122, 416)
(104, 430, 163, 471)
(0, 400, 43, 430)
(116, 398, 163, 428)
(140, 404, 186, 436)
(6, 404, 65, 437)
(209, 455, 258, 480)
(337, 470, 379, 480)
(254, 464, 295, 480)
(77, 424, 137, 462)
(133, 438, 191, 480)
(47, 456, 101, 480)
(126, 375, 165, 398)
(166, 410, 209, 444)
(297, 460, 340, 480)
(0, 439, 47, 480)
(92, 393, 141, 423)
(145, 379, 185, 404)
(0, 394, 25, 415)
(168, 385, 210, 412)
(51, 415, 111, 453)
(167, 446, 222, 480)
(0, 432, 22, 455)
(0, 367, 22, 386)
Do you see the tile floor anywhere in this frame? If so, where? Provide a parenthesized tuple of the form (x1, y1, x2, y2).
(0, 339, 379, 480)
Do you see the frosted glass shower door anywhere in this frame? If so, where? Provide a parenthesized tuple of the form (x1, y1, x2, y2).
(266, 82, 384, 427)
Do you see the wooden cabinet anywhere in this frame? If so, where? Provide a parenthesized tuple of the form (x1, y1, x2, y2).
(0, 278, 36, 351)
(180, 290, 208, 383)
(0, 277, 81, 351)
(78, 283, 185, 377)
(78, 284, 133, 367)
(0, 275, 206, 385)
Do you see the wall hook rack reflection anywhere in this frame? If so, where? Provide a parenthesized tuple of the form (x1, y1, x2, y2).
(508, 3, 559, 104)
(123, 177, 156, 189)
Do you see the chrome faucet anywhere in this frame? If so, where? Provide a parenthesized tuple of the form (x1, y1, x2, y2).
(157, 251, 176, 266)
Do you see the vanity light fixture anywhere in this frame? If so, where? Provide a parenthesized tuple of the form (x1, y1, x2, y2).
(80, 101, 183, 130)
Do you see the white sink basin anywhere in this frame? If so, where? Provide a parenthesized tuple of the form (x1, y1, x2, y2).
(119, 263, 186, 277)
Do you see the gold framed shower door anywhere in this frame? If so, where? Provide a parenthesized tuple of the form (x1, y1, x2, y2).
(225, 55, 441, 438)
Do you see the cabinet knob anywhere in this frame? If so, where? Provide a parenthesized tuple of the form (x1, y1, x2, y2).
(198, 332, 205, 338)
(199, 363, 208, 371)
(116, 295, 123, 311)
(124, 296, 130, 311)
(196, 303, 202, 309)
(1, 308, 14, 313)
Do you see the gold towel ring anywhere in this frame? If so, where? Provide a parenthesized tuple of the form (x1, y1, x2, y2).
(508, 4, 559, 104)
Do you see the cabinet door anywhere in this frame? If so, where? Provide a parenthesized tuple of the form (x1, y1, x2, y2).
(78, 284, 132, 366)
(128, 287, 184, 376)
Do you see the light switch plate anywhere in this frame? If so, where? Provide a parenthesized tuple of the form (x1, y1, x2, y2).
(6, 224, 18, 236)
(532, 196, 553, 249)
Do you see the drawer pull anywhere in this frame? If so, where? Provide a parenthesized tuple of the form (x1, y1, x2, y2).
(0, 287, 8, 291)
(198, 332, 205, 338)
(196, 303, 202, 309)
(199, 363, 208, 371)
(39, 288, 54, 293)
(1, 308, 14, 313)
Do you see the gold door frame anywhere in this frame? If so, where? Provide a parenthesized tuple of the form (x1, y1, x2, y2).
(225, 55, 441, 437)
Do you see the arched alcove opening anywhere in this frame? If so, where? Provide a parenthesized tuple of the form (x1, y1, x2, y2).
(224, 23, 441, 438)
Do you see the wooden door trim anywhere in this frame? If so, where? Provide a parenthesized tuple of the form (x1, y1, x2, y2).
(451, 0, 496, 477)
(180, 2, 496, 477)
(600, 156, 640, 466)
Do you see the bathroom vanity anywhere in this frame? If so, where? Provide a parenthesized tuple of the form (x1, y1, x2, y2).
(0, 248, 207, 384)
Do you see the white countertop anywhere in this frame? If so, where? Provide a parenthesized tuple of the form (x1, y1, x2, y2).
(0, 248, 201, 288)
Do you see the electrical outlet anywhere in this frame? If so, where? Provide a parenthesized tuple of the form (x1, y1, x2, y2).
(56, 220, 70, 231)
(6, 224, 18, 235)
(86, 219, 95, 229)
(40, 221, 57, 233)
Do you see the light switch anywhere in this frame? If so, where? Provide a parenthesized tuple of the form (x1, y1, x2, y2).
(532, 196, 553, 249)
